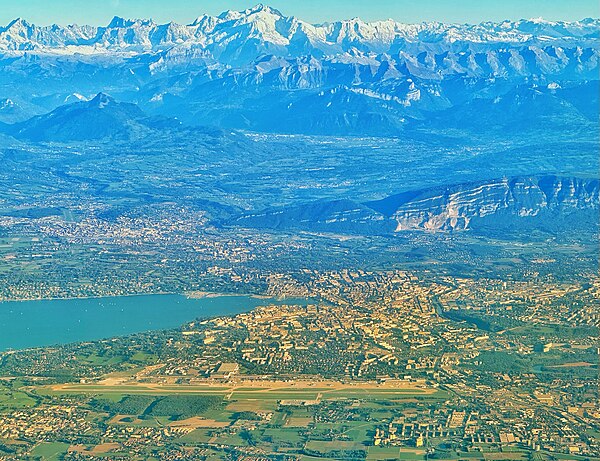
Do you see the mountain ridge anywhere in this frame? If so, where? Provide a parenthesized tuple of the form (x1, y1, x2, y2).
(6, 92, 174, 142)
(232, 175, 600, 234)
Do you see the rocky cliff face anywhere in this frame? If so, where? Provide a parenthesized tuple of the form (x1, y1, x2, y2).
(234, 176, 599, 235)
(368, 176, 599, 231)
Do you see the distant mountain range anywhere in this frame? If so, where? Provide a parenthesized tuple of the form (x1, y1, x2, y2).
(1, 5, 598, 57)
(1, 81, 595, 141)
(0, 5, 598, 135)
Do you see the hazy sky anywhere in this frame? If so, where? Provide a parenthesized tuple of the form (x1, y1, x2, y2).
(2, 0, 599, 26)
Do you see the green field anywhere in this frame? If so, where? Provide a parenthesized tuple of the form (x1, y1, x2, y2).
(30, 442, 70, 461)
(0, 387, 37, 411)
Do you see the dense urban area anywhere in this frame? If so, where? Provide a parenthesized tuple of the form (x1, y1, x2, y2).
(0, 265, 598, 461)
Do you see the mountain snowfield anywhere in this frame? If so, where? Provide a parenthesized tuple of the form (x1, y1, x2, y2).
(0, 4, 598, 133)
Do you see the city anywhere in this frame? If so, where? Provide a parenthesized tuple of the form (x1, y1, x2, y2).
(0, 267, 597, 460)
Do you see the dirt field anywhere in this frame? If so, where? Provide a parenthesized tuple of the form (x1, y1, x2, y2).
(169, 417, 229, 429)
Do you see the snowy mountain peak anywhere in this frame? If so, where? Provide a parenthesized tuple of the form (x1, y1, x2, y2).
(4, 17, 32, 32)
(7, 17, 29, 27)
(89, 93, 116, 108)
(246, 4, 283, 16)
(191, 14, 214, 27)
(218, 3, 286, 26)
(218, 9, 243, 22)
(107, 16, 128, 28)
(107, 16, 155, 28)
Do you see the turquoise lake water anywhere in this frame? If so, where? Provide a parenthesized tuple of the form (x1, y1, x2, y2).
(0, 294, 298, 351)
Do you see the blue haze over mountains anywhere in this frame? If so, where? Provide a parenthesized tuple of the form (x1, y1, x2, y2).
(0, 4, 598, 239)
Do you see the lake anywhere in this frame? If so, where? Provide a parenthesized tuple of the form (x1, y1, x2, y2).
(0, 294, 303, 351)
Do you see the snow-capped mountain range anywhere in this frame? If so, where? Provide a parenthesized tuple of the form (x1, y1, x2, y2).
(1, 4, 598, 59)
(0, 4, 597, 135)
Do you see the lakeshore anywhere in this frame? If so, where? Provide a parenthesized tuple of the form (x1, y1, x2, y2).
(0, 293, 306, 352)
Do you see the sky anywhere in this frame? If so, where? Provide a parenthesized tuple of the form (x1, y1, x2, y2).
(2, 0, 599, 26)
